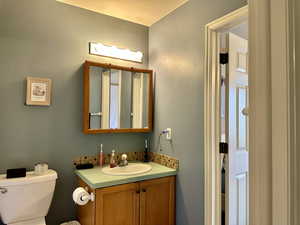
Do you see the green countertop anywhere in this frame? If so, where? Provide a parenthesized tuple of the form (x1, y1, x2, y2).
(75, 162, 177, 189)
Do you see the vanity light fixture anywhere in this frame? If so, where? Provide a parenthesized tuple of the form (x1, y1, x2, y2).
(89, 42, 143, 63)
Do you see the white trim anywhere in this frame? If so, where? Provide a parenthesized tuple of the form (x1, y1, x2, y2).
(204, 6, 248, 225)
(286, 1, 297, 223)
(271, 0, 289, 224)
(205, 0, 295, 224)
(248, 0, 273, 224)
(271, 0, 295, 224)
(249, 1, 295, 224)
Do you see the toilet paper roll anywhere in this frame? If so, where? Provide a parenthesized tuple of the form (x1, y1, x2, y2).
(69, 222, 81, 225)
(72, 187, 90, 206)
(60, 221, 81, 225)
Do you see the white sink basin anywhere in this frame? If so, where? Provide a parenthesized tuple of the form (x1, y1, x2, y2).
(102, 163, 152, 176)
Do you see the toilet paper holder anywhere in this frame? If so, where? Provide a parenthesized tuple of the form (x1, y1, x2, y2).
(83, 187, 95, 202)
(83, 190, 95, 202)
(73, 186, 95, 205)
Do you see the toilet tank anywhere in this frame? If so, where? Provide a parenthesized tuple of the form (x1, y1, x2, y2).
(0, 169, 57, 224)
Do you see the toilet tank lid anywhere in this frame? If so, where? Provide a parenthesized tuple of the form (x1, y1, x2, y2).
(0, 169, 57, 186)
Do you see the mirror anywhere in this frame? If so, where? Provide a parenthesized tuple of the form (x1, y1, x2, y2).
(83, 61, 153, 133)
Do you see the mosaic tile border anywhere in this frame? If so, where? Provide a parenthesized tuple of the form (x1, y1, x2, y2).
(73, 152, 179, 170)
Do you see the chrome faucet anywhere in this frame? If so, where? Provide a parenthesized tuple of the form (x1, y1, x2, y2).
(119, 154, 128, 167)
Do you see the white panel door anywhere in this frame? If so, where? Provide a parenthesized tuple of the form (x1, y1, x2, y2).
(226, 32, 249, 225)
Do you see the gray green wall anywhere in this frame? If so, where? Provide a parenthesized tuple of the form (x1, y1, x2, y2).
(0, 0, 149, 224)
(0, 0, 251, 224)
(149, 0, 246, 224)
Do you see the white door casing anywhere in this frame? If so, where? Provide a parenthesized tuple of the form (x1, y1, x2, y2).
(204, 6, 248, 225)
(204, 0, 295, 225)
(226, 32, 249, 225)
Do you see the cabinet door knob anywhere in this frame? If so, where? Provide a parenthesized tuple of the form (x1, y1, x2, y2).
(136, 190, 140, 194)
(142, 189, 146, 192)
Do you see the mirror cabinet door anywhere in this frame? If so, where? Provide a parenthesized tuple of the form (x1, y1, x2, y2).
(84, 61, 152, 133)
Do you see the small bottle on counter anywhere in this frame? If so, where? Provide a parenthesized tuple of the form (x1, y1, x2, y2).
(98, 144, 104, 167)
(110, 150, 117, 168)
(144, 139, 149, 162)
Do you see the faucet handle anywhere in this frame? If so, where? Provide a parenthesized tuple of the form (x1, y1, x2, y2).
(121, 154, 127, 161)
(118, 154, 128, 167)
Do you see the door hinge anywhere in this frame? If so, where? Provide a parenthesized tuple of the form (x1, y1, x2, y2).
(219, 142, 228, 154)
(220, 53, 229, 64)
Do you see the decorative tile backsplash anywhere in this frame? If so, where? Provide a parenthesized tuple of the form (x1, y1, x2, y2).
(148, 152, 179, 170)
(73, 152, 179, 170)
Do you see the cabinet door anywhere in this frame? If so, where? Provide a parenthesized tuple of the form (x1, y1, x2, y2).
(140, 176, 175, 225)
(95, 182, 140, 225)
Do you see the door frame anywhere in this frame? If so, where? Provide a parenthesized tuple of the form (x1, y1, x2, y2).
(204, 6, 248, 225)
(270, 0, 296, 224)
(204, 0, 296, 224)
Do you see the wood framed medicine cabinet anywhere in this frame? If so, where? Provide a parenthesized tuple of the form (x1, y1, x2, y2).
(83, 61, 153, 134)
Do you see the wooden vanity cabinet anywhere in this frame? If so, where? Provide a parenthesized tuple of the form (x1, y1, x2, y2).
(77, 176, 176, 225)
(139, 176, 175, 225)
(95, 182, 140, 225)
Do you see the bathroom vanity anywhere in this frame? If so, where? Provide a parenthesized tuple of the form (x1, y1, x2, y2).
(75, 162, 176, 225)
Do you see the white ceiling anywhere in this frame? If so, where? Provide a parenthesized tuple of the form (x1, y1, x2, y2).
(56, 0, 189, 26)
(230, 21, 248, 40)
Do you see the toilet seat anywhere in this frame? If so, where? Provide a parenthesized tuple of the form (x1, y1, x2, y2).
(8, 217, 46, 225)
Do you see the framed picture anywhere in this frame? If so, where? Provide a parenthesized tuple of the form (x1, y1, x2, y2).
(26, 77, 52, 106)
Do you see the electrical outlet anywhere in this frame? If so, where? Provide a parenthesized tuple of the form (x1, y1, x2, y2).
(166, 128, 172, 140)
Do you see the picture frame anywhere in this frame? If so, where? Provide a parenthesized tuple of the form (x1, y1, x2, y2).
(26, 77, 52, 106)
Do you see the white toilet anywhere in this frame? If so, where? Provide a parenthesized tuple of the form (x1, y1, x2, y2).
(0, 169, 57, 225)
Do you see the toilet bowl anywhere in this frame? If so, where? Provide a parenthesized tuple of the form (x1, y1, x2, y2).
(0, 170, 57, 225)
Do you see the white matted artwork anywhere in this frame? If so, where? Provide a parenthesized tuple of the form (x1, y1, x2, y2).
(26, 77, 52, 106)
